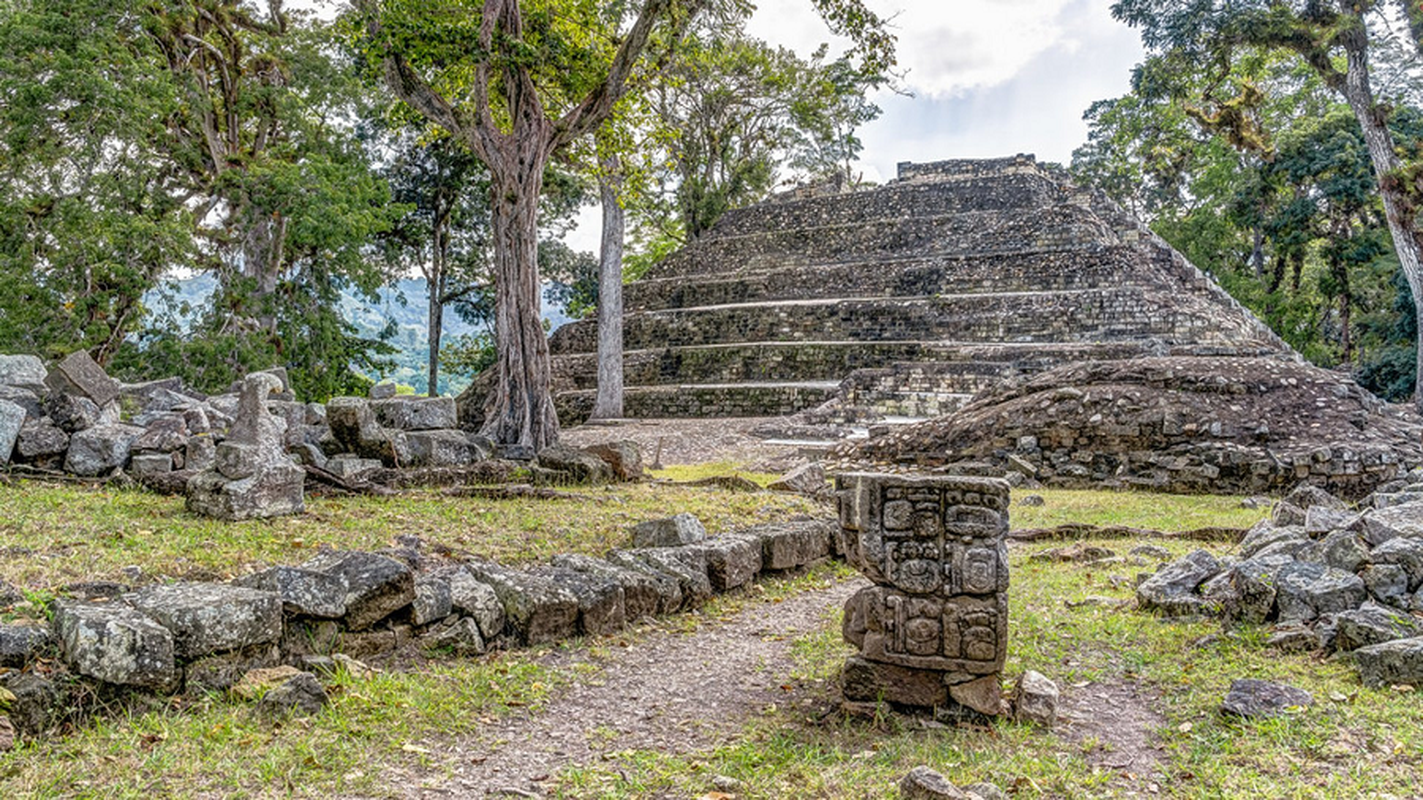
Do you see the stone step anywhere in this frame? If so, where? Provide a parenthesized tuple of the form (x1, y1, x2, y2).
(626, 245, 1143, 312)
(705, 170, 1064, 240)
(554, 381, 842, 426)
(550, 288, 1226, 354)
(644, 204, 1115, 280)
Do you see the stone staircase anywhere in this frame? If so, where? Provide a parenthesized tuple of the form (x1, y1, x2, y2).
(545, 155, 1289, 424)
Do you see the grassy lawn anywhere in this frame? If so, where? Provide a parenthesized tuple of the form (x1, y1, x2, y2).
(7, 477, 1400, 798)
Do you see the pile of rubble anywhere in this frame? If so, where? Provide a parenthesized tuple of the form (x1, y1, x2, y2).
(1137, 478, 1423, 688)
(0, 514, 838, 739)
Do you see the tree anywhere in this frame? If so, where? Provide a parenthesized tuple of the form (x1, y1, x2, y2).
(1111, 0, 1423, 410)
(356, 0, 896, 451)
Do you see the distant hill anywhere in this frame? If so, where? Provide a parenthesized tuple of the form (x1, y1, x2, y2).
(149, 276, 577, 396)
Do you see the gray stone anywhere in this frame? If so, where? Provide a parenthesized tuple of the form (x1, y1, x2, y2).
(841, 655, 947, 707)
(1360, 501, 1423, 546)
(46, 392, 104, 433)
(445, 569, 506, 641)
(369, 382, 397, 400)
(549, 553, 668, 620)
(0, 354, 46, 389)
(185, 435, 217, 472)
(0, 386, 41, 421)
(183, 645, 282, 693)
(1271, 502, 1306, 527)
(533, 567, 626, 636)
(1136, 549, 1223, 615)
(14, 421, 67, 464)
(301, 551, 414, 630)
(609, 546, 713, 609)
(0, 673, 61, 737)
(1371, 537, 1423, 588)
(0, 399, 23, 464)
(1283, 484, 1347, 512)
(536, 442, 611, 483)
(234, 566, 348, 618)
(465, 561, 579, 645)
(405, 429, 490, 467)
(128, 453, 173, 477)
(1275, 562, 1367, 623)
(1297, 530, 1369, 573)
(963, 783, 1008, 800)
(1267, 625, 1318, 653)
(1304, 506, 1359, 538)
(1354, 636, 1423, 688)
(46, 350, 119, 407)
(325, 396, 403, 465)
(0, 625, 50, 669)
(1013, 670, 1059, 727)
(370, 395, 457, 431)
(186, 373, 304, 521)
(1361, 564, 1410, 606)
(631, 513, 707, 548)
(1017, 494, 1045, 507)
(1251, 536, 1310, 561)
(1220, 678, 1313, 718)
(421, 616, 486, 655)
(1230, 558, 1284, 624)
(326, 455, 383, 479)
(767, 462, 830, 495)
(899, 766, 969, 800)
(52, 600, 177, 689)
(411, 577, 453, 627)
(128, 583, 283, 659)
(755, 519, 834, 570)
(265, 401, 307, 448)
(582, 440, 644, 481)
(1239, 522, 1307, 559)
(1129, 544, 1172, 561)
(698, 534, 763, 592)
(256, 672, 328, 717)
(1333, 603, 1422, 653)
(64, 423, 143, 476)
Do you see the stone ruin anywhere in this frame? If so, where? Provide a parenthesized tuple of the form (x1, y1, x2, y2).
(530, 154, 1288, 425)
(186, 373, 304, 521)
(838, 473, 1010, 719)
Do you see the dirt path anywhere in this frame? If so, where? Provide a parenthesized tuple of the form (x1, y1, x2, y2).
(402, 577, 866, 798)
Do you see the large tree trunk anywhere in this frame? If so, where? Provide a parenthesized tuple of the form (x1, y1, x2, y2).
(479, 141, 560, 453)
(238, 204, 287, 332)
(427, 240, 444, 398)
(1337, 15, 1423, 411)
(591, 155, 625, 420)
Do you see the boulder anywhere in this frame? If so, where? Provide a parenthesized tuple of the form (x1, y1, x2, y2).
(64, 423, 143, 476)
(1220, 678, 1312, 718)
(46, 392, 105, 433)
(1297, 530, 1369, 573)
(1283, 484, 1347, 512)
(465, 562, 579, 645)
(1135, 549, 1223, 615)
(326, 397, 404, 465)
(421, 616, 486, 655)
(1230, 557, 1286, 624)
(767, 462, 830, 496)
(45, 350, 119, 407)
(0, 625, 50, 669)
(899, 766, 969, 800)
(0, 386, 42, 420)
(445, 569, 506, 641)
(1275, 562, 1367, 623)
(1371, 537, 1423, 588)
(405, 429, 490, 467)
(300, 551, 415, 630)
(535, 443, 611, 483)
(532, 567, 626, 636)
(52, 601, 177, 689)
(754, 519, 834, 571)
(1360, 501, 1423, 546)
(1332, 603, 1422, 653)
(411, 576, 453, 627)
(1361, 564, 1410, 606)
(582, 440, 644, 481)
(1354, 636, 1423, 688)
(550, 553, 669, 621)
(697, 534, 763, 592)
(128, 583, 283, 659)
(370, 396, 457, 431)
(841, 655, 947, 707)
(1013, 670, 1059, 727)
(0, 354, 46, 390)
(631, 513, 707, 548)
(14, 421, 67, 465)
(234, 566, 348, 618)
(1304, 506, 1359, 537)
(949, 674, 1007, 717)
(0, 399, 24, 464)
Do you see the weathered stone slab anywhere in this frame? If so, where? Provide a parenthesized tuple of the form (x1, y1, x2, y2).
(65, 423, 143, 476)
(1360, 501, 1423, 545)
(0, 354, 46, 389)
(46, 350, 119, 407)
(533, 567, 626, 636)
(234, 566, 348, 618)
(445, 568, 506, 640)
(1297, 530, 1368, 573)
(1354, 636, 1423, 688)
(1275, 562, 1367, 623)
(0, 625, 50, 669)
(768, 462, 830, 495)
(411, 576, 453, 627)
(326, 455, 383, 479)
(582, 440, 644, 481)
(14, 421, 67, 465)
(1333, 603, 1421, 653)
(0, 399, 23, 464)
(301, 551, 414, 631)
(406, 429, 490, 467)
(128, 583, 283, 659)
(466, 561, 579, 645)
(370, 396, 457, 431)
(631, 513, 706, 548)
(1371, 537, 1423, 588)
(0, 385, 42, 419)
(1013, 670, 1059, 726)
(841, 654, 947, 706)
(608, 546, 713, 609)
(550, 553, 668, 620)
(698, 534, 763, 592)
(421, 617, 486, 655)
(536, 443, 611, 483)
(756, 520, 835, 571)
(46, 392, 105, 433)
(1136, 549, 1224, 615)
(52, 600, 177, 689)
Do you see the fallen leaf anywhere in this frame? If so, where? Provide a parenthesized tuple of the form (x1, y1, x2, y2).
(401, 743, 431, 755)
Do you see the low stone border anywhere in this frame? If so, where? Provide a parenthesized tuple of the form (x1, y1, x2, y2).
(0, 516, 841, 742)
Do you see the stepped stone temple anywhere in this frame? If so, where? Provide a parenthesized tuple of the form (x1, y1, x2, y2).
(543, 155, 1288, 425)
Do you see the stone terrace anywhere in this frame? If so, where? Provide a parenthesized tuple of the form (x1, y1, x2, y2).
(546, 155, 1289, 423)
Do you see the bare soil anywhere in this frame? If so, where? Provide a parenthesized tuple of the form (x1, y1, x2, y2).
(559, 417, 810, 470)
(1058, 679, 1167, 779)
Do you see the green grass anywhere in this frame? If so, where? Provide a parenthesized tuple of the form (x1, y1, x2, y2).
(1011, 488, 1268, 532)
(649, 460, 784, 486)
(0, 479, 821, 591)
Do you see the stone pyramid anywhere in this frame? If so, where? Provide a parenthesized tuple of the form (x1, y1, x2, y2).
(545, 155, 1290, 424)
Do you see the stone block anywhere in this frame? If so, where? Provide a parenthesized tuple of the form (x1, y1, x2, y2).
(1371, 537, 1423, 588)
(129, 583, 283, 659)
(757, 520, 834, 571)
(841, 655, 947, 707)
(0, 673, 61, 737)
(0, 385, 42, 420)
(631, 513, 706, 548)
(582, 440, 644, 481)
(1360, 502, 1423, 546)
(326, 455, 383, 479)
(0, 354, 46, 389)
(301, 551, 415, 631)
(411, 576, 453, 627)
(406, 429, 490, 467)
(609, 546, 712, 609)
(370, 396, 457, 431)
(234, 566, 348, 618)
(0, 625, 50, 669)
(0, 399, 23, 464)
(1013, 670, 1059, 726)
(1220, 678, 1312, 718)
(698, 534, 763, 592)
(899, 766, 969, 800)
(186, 461, 305, 521)
(64, 423, 143, 476)
(1297, 530, 1368, 573)
(536, 442, 611, 483)
(326, 396, 402, 465)
(533, 567, 626, 636)
(421, 617, 486, 655)
(129, 453, 173, 478)
(183, 644, 282, 693)
(1275, 562, 1367, 623)
(1136, 549, 1224, 616)
(446, 568, 506, 640)
(14, 421, 67, 465)
(842, 585, 1007, 674)
(1354, 636, 1423, 688)
(1332, 602, 1421, 653)
(45, 350, 119, 407)
(52, 600, 177, 689)
(550, 553, 668, 620)
(466, 561, 579, 645)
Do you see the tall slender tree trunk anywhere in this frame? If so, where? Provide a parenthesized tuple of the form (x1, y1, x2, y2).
(427, 235, 445, 398)
(239, 204, 287, 332)
(591, 155, 625, 420)
(480, 139, 560, 453)
(1337, 15, 1423, 411)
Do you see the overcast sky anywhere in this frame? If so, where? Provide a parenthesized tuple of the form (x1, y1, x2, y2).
(565, 0, 1145, 249)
